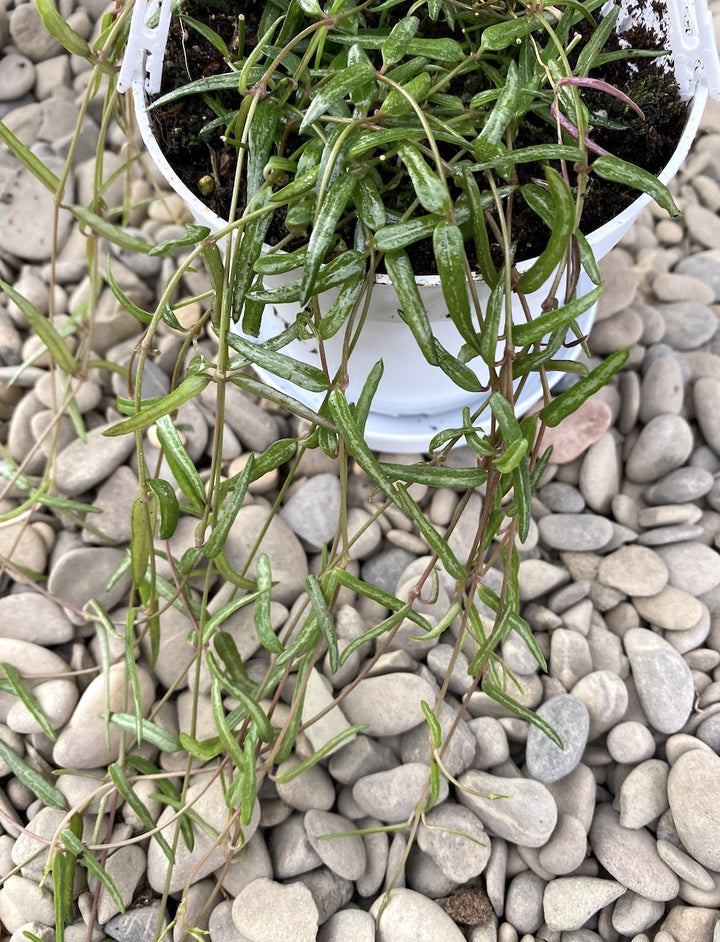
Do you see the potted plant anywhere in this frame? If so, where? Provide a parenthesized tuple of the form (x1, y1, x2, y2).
(116, 0, 720, 450)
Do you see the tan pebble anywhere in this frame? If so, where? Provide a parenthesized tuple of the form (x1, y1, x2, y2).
(386, 529, 428, 553)
(595, 264, 639, 320)
(540, 397, 613, 464)
(655, 219, 685, 245)
(0, 520, 48, 574)
(147, 193, 192, 224)
(228, 452, 278, 494)
(30, 521, 55, 554)
(172, 300, 204, 330)
(653, 272, 715, 304)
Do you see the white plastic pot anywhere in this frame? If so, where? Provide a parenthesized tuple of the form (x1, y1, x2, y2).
(119, 0, 720, 452)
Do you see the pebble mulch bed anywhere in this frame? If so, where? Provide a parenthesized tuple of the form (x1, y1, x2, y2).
(2, 1, 720, 941)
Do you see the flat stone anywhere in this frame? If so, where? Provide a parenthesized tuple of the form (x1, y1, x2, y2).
(401, 702, 477, 777)
(538, 482, 586, 513)
(632, 585, 703, 630)
(611, 890, 665, 936)
(104, 903, 169, 942)
(571, 670, 628, 739)
(639, 356, 685, 424)
(667, 749, 720, 871)
(655, 541, 720, 595)
(619, 759, 669, 829)
(54, 422, 137, 497)
(457, 770, 557, 847)
(661, 906, 720, 942)
(53, 662, 155, 769)
(538, 514, 614, 552)
(318, 909, 376, 942)
(505, 870, 545, 935)
(539, 398, 613, 464)
(695, 376, 720, 456)
(47, 546, 132, 625)
(525, 695, 590, 783)
(549, 629, 593, 689)
(353, 762, 448, 823)
(625, 414, 694, 483)
(597, 260, 639, 317)
(538, 813, 588, 875)
(341, 672, 437, 736)
(6, 678, 78, 734)
(291, 867, 353, 924)
(91, 846, 146, 925)
(0, 53, 35, 101)
(656, 300, 719, 348)
(328, 735, 398, 785)
(149, 775, 260, 894)
(518, 559, 570, 601)
(304, 810, 367, 880)
(280, 473, 341, 551)
(275, 757, 335, 813)
(656, 839, 717, 891)
(543, 877, 625, 931)
(644, 467, 714, 505)
(589, 307, 644, 354)
(417, 802, 491, 882)
(230, 879, 318, 942)
(685, 203, 720, 249)
(225, 504, 308, 605)
(579, 432, 620, 514)
(0, 157, 74, 261)
(0, 638, 70, 686)
(589, 803, 679, 901)
(371, 888, 466, 942)
(0, 592, 73, 644)
(653, 270, 716, 303)
(606, 721, 656, 764)
(268, 814, 323, 878)
(624, 628, 694, 733)
(597, 544, 668, 596)
(0, 875, 54, 933)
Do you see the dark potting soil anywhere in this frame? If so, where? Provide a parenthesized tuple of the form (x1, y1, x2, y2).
(148, 0, 688, 272)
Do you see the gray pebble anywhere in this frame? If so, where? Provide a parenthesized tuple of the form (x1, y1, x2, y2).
(589, 803, 679, 901)
(667, 749, 720, 871)
(606, 721, 656, 764)
(401, 702, 476, 777)
(637, 523, 707, 545)
(518, 559, 570, 601)
(104, 903, 169, 942)
(371, 888, 466, 941)
(268, 814, 322, 878)
(656, 839, 717, 891)
(0, 54, 35, 102)
(538, 514, 614, 552)
(694, 376, 720, 457)
(362, 548, 417, 594)
(457, 770, 557, 847)
(571, 670, 629, 740)
(625, 414, 694, 483)
(684, 203, 720, 250)
(537, 813, 588, 875)
(639, 356, 685, 423)
(9, 4, 62, 60)
(54, 422, 137, 497)
(543, 876, 625, 931)
(526, 695, 590, 783)
(633, 585, 703, 630)
(610, 890, 665, 936)
(550, 629, 593, 689)
(293, 868, 353, 925)
(275, 758, 335, 812)
(341, 672, 437, 736)
(417, 802, 491, 882)
(644, 467, 714, 505)
(328, 735, 398, 785)
(304, 810, 367, 880)
(619, 758, 669, 829)
(0, 593, 73, 645)
(655, 540, 720, 595)
(675, 251, 720, 297)
(231, 879, 318, 942)
(597, 544, 669, 596)
(280, 473, 341, 551)
(468, 716, 510, 769)
(537, 482, 586, 513)
(624, 628, 694, 733)
(47, 546, 132, 626)
(318, 909, 375, 942)
(656, 300, 719, 348)
(505, 870, 545, 934)
(353, 762, 448, 823)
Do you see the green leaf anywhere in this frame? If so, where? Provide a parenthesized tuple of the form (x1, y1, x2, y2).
(327, 389, 396, 502)
(255, 554, 283, 654)
(36, 0, 92, 56)
(104, 374, 211, 437)
(307, 574, 338, 674)
(207, 651, 275, 742)
(420, 700, 443, 750)
(0, 280, 77, 374)
(539, 348, 629, 427)
(227, 333, 330, 393)
(379, 462, 487, 489)
(200, 592, 262, 646)
(383, 16, 420, 65)
(204, 455, 254, 559)
(396, 142, 450, 216)
(274, 724, 368, 782)
(61, 830, 126, 914)
(482, 680, 563, 748)
(155, 414, 207, 513)
(301, 173, 358, 303)
(384, 250, 437, 365)
(517, 167, 576, 295)
(108, 763, 175, 862)
(178, 731, 223, 761)
(71, 206, 154, 252)
(0, 662, 57, 741)
(146, 478, 180, 540)
(106, 260, 152, 324)
(213, 631, 252, 687)
(0, 740, 67, 809)
(148, 223, 212, 256)
(512, 284, 603, 348)
(130, 496, 154, 588)
(300, 61, 377, 130)
(108, 713, 182, 753)
(0, 121, 60, 191)
(592, 154, 680, 217)
(433, 220, 475, 347)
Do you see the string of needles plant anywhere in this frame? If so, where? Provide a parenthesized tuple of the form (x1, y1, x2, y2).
(0, 0, 685, 937)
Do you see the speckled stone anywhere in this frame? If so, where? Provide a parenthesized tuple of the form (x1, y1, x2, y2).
(525, 695, 590, 783)
(625, 415, 694, 483)
(597, 545, 668, 597)
(667, 749, 720, 871)
(341, 673, 437, 737)
(624, 628, 694, 734)
(543, 877, 625, 931)
(457, 770, 557, 847)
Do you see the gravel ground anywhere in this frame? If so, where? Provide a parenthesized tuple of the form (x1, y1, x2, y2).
(2, 1, 720, 941)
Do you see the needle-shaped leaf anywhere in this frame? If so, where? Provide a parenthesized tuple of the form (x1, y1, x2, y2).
(1, 280, 78, 374)
(0, 662, 57, 741)
(299, 61, 376, 131)
(103, 374, 211, 437)
(0, 740, 67, 809)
